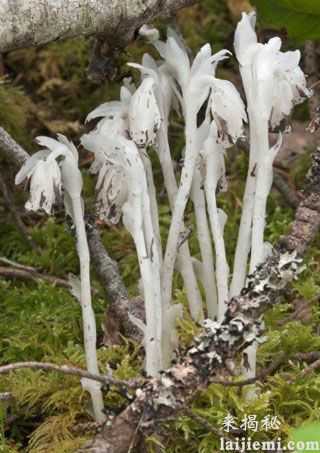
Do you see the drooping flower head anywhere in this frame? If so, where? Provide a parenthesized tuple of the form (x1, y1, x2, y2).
(149, 28, 246, 144)
(85, 76, 161, 149)
(81, 130, 149, 230)
(15, 134, 82, 215)
(234, 12, 312, 126)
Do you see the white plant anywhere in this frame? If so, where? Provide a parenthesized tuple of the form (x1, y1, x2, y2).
(18, 16, 308, 384)
(129, 52, 204, 320)
(15, 134, 105, 423)
(231, 12, 311, 296)
(231, 12, 311, 384)
(81, 109, 167, 376)
(150, 31, 242, 316)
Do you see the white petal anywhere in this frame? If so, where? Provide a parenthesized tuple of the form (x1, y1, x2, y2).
(234, 12, 258, 65)
(15, 149, 49, 185)
(85, 101, 123, 123)
(211, 78, 247, 144)
(128, 77, 162, 147)
(57, 133, 79, 162)
(154, 35, 190, 91)
(35, 136, 66, 158)
(25, 159, 61, 214)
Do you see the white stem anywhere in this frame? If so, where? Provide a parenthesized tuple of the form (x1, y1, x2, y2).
(162, 106, 199, 309)
(191, 167, 218, 319)
(234, 113, 268, 388)
(230, 112, 264, 297)
(72, 196, 105, 423)
(158, 124, 203, 320)
(205, 152, 229, 319)
(134, 222, 163, 376)
(243, 343, 258, 401)
(141, 151, 163, 263)
(249, 121, 273, 273)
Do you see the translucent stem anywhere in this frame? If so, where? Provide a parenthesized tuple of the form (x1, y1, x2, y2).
(230, 112, 262, 297)
(162, 107, 199, 309)
(191, 166, 218, 319)
(141, 151, 163, 263)
(158, 124, 203, 320)
(72, 196, 105, 423)
(205, 152, 229, 319)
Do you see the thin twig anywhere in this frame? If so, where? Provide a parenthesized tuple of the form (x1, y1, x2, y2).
(0, 361, 142, 389)
(0, 265, 71, 289)
(209, 351, 320, 387)
(0, 257, 39, 272)
(294, 358, 320, 380)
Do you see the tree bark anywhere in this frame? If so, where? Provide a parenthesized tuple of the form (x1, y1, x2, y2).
(0, 0, 194, 52)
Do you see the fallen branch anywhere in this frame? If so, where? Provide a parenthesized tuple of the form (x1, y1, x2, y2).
(0, 361, 141, 390)
(79, 148, 320, 453)
(0, 0, 194, 53)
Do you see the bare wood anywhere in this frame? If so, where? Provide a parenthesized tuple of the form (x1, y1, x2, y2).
(0, 0, 194, 53)
(0, 127, 29, 165)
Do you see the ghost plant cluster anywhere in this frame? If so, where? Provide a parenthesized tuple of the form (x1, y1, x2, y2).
(15, 12, 310, 419)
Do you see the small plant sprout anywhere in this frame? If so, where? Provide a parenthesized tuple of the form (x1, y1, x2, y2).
(15, 135, 105, 422)
(231, 12, 311, 385)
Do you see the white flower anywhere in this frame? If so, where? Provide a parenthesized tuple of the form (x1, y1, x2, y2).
(85, 87, 131, 137)
(210, 78, 247, 145)
(15, 134, 82, 214)
(156, 32, 230, 105)
(85, 75, 161, 148)
(128, 77, 162, 147)
(152, 28, 245, 142)
(81, 128, 149, 227)
(128, 53, 175, 121)
(95, 161, 128, 224)
(234, 12, 311, 126)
